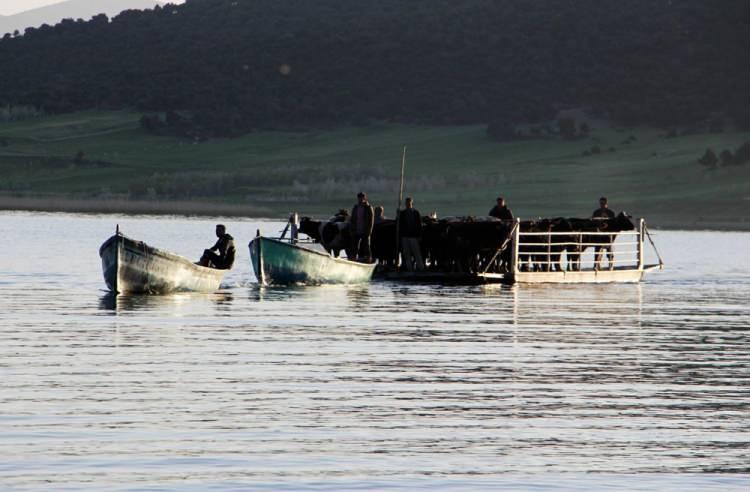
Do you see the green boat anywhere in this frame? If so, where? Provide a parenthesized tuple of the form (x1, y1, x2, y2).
(249, 233, 376, 286)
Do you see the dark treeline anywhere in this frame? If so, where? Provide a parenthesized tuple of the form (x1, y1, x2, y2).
(1, 0, 748, 136)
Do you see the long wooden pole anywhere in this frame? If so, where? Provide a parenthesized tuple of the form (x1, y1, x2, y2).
(394, 146, 406, 269)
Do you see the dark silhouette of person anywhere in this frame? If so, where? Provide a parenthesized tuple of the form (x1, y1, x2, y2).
(199, 224, 236, 269)
(592, 197, 615, 270)
(374, 205, 386, 224)
(489, 197, 514, 221)
(592, 196, 616, 220)
(398, 197, 425, 271)
(349, 192, 374, 262)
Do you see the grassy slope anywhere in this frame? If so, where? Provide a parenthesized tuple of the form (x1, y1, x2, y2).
(1, 111, 749, 228)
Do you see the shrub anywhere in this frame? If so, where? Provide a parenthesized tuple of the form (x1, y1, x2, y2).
(486, 120, 516, 142)
(73, 151, 85, 164)
(558, 117, 577, 140)
(698, 149, 718, 168)
(735, 142, 750, 165)
(719, 149, 734, 166)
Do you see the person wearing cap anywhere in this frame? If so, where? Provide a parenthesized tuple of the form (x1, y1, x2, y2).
(349, 192, 374, 262)
(489, 197, 513, 221)
(199, 224, 236, 269)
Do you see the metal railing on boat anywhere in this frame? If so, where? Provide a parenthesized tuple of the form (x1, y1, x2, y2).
(509, 218, 656, 273)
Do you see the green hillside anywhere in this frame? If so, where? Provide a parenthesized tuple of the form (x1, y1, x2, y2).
(1, 111, 749, 229)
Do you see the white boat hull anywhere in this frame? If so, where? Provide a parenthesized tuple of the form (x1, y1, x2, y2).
(508, 265, 660, 284)
(99, 234, 226, 294)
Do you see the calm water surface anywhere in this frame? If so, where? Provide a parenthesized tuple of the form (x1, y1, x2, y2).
(1, 212, 749, 491)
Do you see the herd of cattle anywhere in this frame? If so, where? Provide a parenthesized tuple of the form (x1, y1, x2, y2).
(299, 213, 635, 273)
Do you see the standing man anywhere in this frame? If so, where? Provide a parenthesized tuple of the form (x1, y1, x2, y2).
(349, 191, 374, 262)
(489, 197, 514, 221)
(592, 196, 616, 220)
(399, 197, 425, 271)
(592, 196, 615, 270)
(199, 224, 236, 269)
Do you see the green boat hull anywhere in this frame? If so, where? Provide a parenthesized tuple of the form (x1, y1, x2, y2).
(249, 236, 376, 285)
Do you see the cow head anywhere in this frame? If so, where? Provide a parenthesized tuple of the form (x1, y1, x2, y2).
(614, 212, 635, 231)
(299, 217, 322, 241)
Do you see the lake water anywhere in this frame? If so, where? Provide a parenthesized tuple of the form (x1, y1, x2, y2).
(1, 212, 749, 491)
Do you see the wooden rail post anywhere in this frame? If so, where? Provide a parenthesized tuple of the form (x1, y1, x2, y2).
(547, 227, 552, 272)
(638, 218, 645, 270)
(511, 218, 520, 279)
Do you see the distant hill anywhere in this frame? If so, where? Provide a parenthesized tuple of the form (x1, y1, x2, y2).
(0, 0, 162, 36)
(1, 0, 749, 136)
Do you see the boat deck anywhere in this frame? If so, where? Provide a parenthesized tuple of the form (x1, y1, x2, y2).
(374, 264, 662, 285)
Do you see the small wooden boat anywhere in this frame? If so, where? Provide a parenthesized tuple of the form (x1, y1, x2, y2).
(99, 228, 227, 294)
(249, 231, 376, 286)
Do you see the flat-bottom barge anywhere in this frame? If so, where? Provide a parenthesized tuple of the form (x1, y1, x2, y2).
(375, 217, 663, 285)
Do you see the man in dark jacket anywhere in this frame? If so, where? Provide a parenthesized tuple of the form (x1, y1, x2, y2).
(592, 197, 615, 270)
(489, 197, 514, 221)
(199, 224, 236, 269)
(349, 192, 374, 262)
(398, 197, 425, 271)
(592, 196, 616, 220)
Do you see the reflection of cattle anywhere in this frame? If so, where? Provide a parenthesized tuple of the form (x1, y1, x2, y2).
(299, 217, 352, 258)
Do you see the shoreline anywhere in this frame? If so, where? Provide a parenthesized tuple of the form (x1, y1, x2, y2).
(0, 195, 273, 219)
(1, 196, 749, 231)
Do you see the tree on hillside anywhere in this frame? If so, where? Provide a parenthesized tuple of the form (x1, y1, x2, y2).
(558, 118, 577, 140)
(0, 0, 746, 136)
(486, 120, 516, 142)
(698, 149, 718, 168)
(735, 142, 750, 165)
(719, 149, 734, 166)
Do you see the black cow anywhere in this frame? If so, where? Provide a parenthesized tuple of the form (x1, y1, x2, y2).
(371, 219, 399, 266)
(518, 219, 557, 272)
(565, 212, 635, 270)
(427, 217, 512, 273)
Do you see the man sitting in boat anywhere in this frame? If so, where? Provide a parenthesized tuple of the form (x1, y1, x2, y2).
(199, 224, 236, 270)
(592, 197, 616, 270)
(350, 192, 374, 262)
(489, 196, 514, 221)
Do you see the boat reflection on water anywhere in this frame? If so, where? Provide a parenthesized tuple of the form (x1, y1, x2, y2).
(98, 291, 236, 314)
